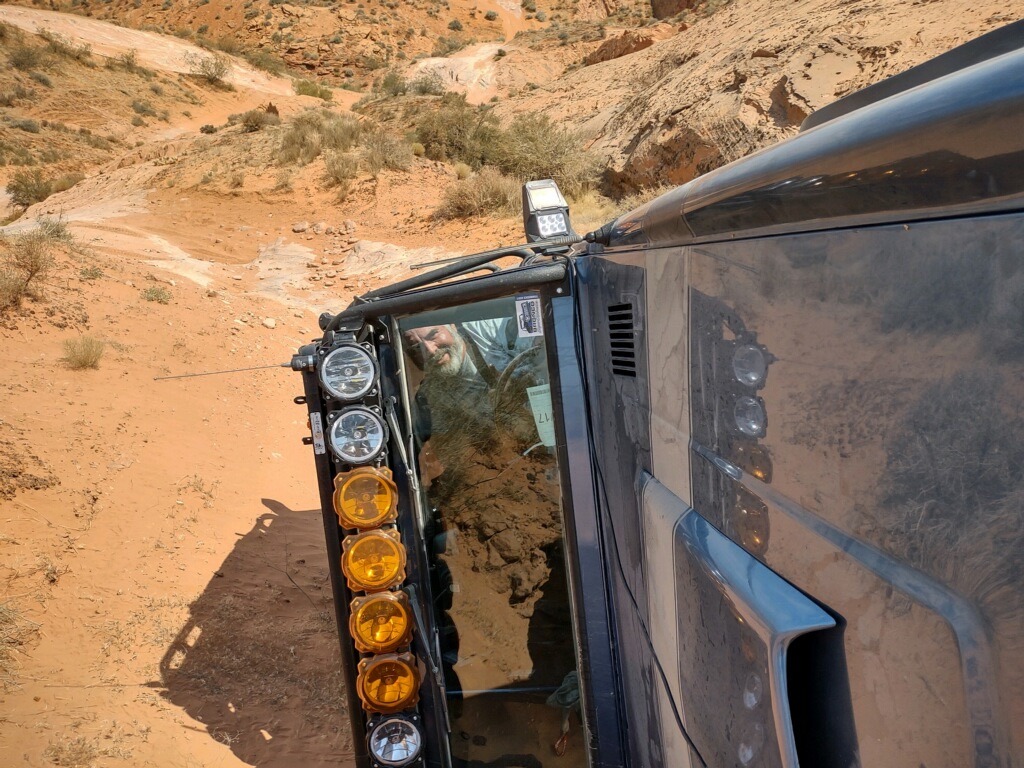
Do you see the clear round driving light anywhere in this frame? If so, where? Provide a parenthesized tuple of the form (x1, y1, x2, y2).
(368, 717, 423, 766)
(734, 396, 766, 437)
(320, 344, 377, 400)
(330, 407, 387, 464)
(732, 344, 768, 387)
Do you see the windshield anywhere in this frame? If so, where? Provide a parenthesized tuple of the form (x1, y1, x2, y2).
(399, 295, 588, 767)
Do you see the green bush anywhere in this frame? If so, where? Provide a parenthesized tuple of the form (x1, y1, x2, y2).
(294, 79, 333, 101)
(378, 70, 407, 97)
(488, 112, 598, 197)
(141, 285, 172, 304)
(409, 71, 445, 95)
(414, 93, 501, 167)
(6, 170, 50, 207)
(9, 45, 45, 71)
(184, 51, 230, 85)
(245, 49, 286, 74)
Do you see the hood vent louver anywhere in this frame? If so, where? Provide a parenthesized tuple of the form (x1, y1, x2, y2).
(608, 302, 637, 378)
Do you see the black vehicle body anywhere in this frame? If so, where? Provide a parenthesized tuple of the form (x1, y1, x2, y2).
(293, 22, 1024, 768)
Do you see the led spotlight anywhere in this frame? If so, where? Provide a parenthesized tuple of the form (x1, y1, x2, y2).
(350, 592, 413, 654)
(356, 653, 420, 714)
(329, 407, 387, 465)
(333, 467, 399, 529)
(342, 529, 407, 592)
(368, 716, 423, 767)
(319, 344, 378, 401)
(522, 179, 575, 243)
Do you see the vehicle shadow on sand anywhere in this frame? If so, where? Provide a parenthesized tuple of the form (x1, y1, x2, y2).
(155, 499, 356, 767)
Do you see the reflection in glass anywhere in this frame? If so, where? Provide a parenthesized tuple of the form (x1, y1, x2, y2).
(400, 301, 586, 766)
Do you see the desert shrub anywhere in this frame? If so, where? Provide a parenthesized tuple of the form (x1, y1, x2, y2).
(435, 167, 520, 219)
(448, 19, 463, 31)
(411, 142, 426, 157)
(245, 49, 286, 74)
(378, 69, 407, 97)
(0, 229, 57, 308)
(414, 93, 501, 167)
(453, 161, 472, 180)
(323, 152, 359, 199)
(521, 0, 536, 10)
(485, 10, 498, 20)
(39, 29, 92, 62)
(362, 130, 413, 177)
(199, 124, 218, 134)
(131, 99, 156, 116)
(36, 217, 74, 244)
(13, 119, 40, 134)
(6, 170, 51, 208)
(432, 36, 466, 57)
(494, 48, 507, 60)
(241, 109, 281, 132)
(229, 171, 246, 188)
(141, 285, 172, 304)
(0, 270, 24, 311)
(9, 45, 44, 71)
(278, 110, 361, 166)
(294, 79, 333, 101)
(62, 336, 105, 369)
(29, 71, 52, 87)
(488, 111, 598, 197)
(79, 266, 104, 280)
(184, 51, 230, 85)
(409, 71, 445, 95)
(0, 85, 32, 107)
(131, 115, 145, 127)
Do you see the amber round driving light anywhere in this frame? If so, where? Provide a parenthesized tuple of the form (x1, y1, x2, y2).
(730, 488, 770, 556)
(356, 653, 420, 714)
(329, 407, 387, 465)
(320, 344, 378, 400)
(350, 592, 413, 654)
(342, 529, 406, 592)
(333, 467, 398, 529)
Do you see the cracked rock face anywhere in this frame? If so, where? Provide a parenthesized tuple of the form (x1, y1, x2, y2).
(500, 0, 1008, 195)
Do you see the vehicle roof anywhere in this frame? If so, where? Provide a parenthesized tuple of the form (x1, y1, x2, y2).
(603, 24, 1024, 250)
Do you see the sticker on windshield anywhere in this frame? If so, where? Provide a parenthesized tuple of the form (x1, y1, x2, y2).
(527, 384, 556, 448)
(515, 295, 543, 337)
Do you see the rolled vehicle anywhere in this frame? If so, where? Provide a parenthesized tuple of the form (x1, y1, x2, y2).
(290, 20, 1024, 768)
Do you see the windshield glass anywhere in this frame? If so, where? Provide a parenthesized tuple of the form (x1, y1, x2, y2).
(399, 295, 588, 767)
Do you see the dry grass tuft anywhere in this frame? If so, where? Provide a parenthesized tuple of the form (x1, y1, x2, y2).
(62, 336, 105, 370)
(278, 110, 361, 166)
(0, 601, 36, 692)
(435, 167, 521, 219)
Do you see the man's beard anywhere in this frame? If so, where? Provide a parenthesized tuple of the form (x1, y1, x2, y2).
(427, 341, 464, 376)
